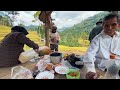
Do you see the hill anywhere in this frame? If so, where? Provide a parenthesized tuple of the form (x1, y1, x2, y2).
(59, 11, 109, 47)
(0, 25, 87, 55)
(25, 25, 38, 30)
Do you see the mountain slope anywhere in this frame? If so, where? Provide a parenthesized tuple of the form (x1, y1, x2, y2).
(0, 25, 87, 54)
(59, 11, 109, 47)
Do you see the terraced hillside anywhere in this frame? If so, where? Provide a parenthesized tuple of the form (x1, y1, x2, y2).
(0, 25, 87, 55)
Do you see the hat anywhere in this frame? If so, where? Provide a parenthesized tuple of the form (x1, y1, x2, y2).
(11, 26, 29, 35)
(96, 19, 103, 25)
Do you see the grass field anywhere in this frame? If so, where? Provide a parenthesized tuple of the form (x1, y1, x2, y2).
(0, 25, 88, 55)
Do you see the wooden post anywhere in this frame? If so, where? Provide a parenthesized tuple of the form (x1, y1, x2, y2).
(45, 27, 50, 47)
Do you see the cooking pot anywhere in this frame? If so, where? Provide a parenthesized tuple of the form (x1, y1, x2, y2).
(50, 52, 62, 65)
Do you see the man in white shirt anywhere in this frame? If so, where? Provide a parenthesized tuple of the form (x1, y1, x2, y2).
(50, 25, 60, 52)
(83, 13, 120, 79)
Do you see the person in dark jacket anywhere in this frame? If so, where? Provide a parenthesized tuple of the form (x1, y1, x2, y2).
(89, 19, 103, 43)
(0, 26, 39, 67)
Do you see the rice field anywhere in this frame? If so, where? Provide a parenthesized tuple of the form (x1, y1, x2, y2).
(0, 25, 88, 55)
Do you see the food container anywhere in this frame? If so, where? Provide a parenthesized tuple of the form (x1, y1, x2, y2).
(18, 49, 39, 63)
(66, 69, 80, 79)
(38, 46, 51, 56)
(50, 52, 62, 65)
(19, 46, 51, 63)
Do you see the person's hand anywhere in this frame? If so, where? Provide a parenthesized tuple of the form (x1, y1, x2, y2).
(110, 53, 116, 59)
(85, 71, 100, 79)
(34, 49, 39, 54)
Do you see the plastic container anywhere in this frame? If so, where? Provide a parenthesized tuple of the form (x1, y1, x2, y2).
(66, 69, 80, 79)
(19, 49, 39, 63)
(19, 46, 51, 63)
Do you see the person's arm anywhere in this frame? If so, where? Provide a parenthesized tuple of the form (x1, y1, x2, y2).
(17, 33, 39, 50)
(57, 33, 60, 41)
(83, 37, 99, 73)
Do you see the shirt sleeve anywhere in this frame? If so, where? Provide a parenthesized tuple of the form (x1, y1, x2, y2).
(17, 33, 39, 49)
(83, 37, 99, 73)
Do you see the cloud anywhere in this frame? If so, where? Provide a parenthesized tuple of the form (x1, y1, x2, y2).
(8, 11, 40, 26)
(4, 11, 103, 28)
(51, 11, 103, 29)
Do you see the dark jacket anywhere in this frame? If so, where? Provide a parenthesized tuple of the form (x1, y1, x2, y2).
(0, 32, 39, 67)
(89, 25, 103, 42)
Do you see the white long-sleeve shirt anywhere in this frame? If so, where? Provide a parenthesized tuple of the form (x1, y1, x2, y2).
(83, 30, 120, 73)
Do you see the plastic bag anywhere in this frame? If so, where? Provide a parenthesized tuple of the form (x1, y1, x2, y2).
(36, 60, 47, 72)
(65, 53, 84, 68)
(18, 49, 39, 63)
(11, 66, 34, 79)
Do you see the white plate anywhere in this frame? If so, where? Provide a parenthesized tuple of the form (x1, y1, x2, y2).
(55, 66, 69, 74)
(35, 71, 54, 79)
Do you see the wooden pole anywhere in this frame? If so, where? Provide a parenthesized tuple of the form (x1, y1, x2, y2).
(45, 28, 50, 47)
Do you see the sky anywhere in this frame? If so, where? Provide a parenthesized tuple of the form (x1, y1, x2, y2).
(4, 11, 103, 29)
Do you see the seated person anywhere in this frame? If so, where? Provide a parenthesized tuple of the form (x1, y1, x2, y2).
(83, 13, 120, 79)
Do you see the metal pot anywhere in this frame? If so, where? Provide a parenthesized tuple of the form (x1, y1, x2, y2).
(50, 52, 62, 65)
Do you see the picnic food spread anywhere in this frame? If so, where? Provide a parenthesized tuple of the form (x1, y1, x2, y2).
(11, 51, 107, 79)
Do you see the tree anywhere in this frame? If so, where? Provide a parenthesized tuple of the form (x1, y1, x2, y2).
(38, 11, 53, 46)
(7, 11, 19, 26)
(0, 16, 3, 25)
(34, 11, 41, 18)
